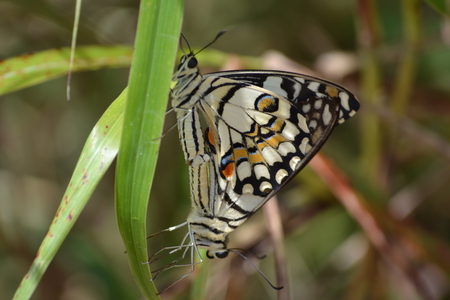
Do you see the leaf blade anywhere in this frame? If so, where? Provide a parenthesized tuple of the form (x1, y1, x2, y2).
(115, 0, 184, 298)
(0, 46, 132, 96)
(13, 89, 127, 300)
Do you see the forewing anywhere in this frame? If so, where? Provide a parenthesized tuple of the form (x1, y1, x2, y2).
(195, 73, 340, 213)
(205, 71, 359, 201)
(207, 70, 359, 125)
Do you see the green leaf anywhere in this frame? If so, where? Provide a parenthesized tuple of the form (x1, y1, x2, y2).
(115, 0, 184, 299)
(0, 45, 132, 96)
(13, 88, 127, 299)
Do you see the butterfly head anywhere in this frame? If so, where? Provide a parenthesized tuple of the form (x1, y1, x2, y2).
(187, 211, 232, 259)
(179, 54, 198, 69)
(172, 54, 199, 82)
(173, 30, 226, 82)
(190, 229, 229, 259)
(205, 244, 229, 259)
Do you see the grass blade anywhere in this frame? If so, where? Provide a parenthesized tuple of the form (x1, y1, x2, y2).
(0, 46, 132, 96)
(115, 0, 184, 298)
(13, 89, 127, 299)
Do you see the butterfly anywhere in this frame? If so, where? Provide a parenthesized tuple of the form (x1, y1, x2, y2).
(149, 32, 359, 290)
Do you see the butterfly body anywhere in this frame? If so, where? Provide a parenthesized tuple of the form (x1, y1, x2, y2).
(168, 53, 359, 260)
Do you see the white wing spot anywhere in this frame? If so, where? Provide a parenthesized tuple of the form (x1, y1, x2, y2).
(323, 104, 332, 126)
(314, 99, 323, 109)
(297, 113, 309, 133)
(261, 146, 283, 165)
(303, 103, 311, 113)
(275, 169, 288, 184)
(260, 128, 270, 135)
(237, 161, 252, 181)
(281, 121, 301, 140)
(308, 82, 320, 92)
(300, 137, 311, 154)
(290, 156, 301, 170)
(309, 119, 317, 130)
(242, 183, 254, 194)
(254, 164, 270, 180)
(263, 77, 287, 98)
(260, 181, 273, 193)
(278, 142, 296, 156)
(292, 82, 301, 99)
(339, 92, 350, 111)
(294, 77, 306, 84)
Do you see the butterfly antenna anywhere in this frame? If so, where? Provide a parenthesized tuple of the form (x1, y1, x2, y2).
(229, 249, 283, 290)
(180, 33, 191, 54)
(194, 30, 227, 56)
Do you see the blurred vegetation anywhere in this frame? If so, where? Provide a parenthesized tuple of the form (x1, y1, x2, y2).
(1, 0, 450, 299)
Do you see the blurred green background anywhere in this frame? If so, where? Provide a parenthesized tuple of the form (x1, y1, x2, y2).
(1, 0, 450, 299)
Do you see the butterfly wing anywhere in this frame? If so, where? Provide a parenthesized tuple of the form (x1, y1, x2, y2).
(198, 72, 359, 216)
(209, 70, 359, 124)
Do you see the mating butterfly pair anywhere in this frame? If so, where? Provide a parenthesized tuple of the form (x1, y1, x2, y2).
(149, 32, 359, 292)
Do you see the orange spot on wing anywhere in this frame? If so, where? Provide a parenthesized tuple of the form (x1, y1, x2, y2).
(233, 148, 248, 160)
(207, 128, 215, 146)
(326, 86, 339, 98)
(246, 124, 260, 137)
(222, 162, 235, 178)
(265, 134, 285, 148)
(269, 119, 284, 132)
(257, 96, 275, 110)
(249, 151, 265, 164)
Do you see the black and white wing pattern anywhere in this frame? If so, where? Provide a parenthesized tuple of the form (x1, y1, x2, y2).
(170, 53, 359, 259)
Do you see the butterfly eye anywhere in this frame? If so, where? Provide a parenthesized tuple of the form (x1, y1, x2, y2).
(187, 57, 198, 68)
(215, 251, 228, 259)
